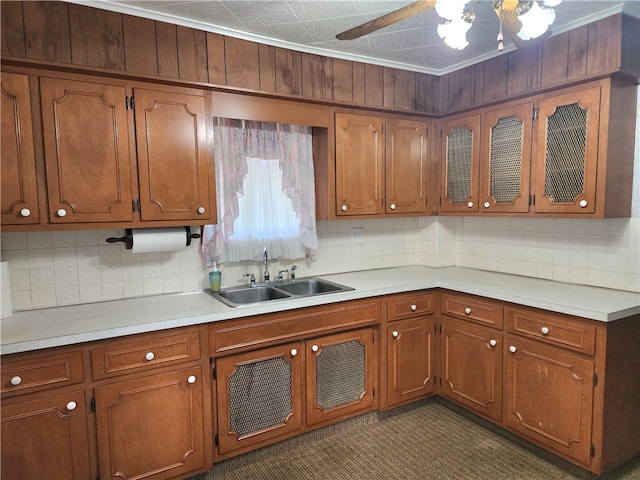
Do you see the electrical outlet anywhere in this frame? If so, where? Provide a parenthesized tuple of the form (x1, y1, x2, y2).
(351, 227, 364, 244)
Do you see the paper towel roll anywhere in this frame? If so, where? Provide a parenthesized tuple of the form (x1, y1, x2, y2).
(1, 261, 13, 318)
(130, 228, 189, 253)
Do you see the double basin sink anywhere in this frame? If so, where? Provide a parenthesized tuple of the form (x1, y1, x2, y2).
(206, 277, 354, 307)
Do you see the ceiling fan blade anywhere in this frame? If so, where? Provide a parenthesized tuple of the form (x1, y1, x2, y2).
(494, 0, 526, 48)
(336, 0, 436, 41)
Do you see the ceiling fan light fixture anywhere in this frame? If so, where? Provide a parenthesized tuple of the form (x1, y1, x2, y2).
(437, 14, 474, 50)
(435, 0, 472, 21)
(517, 0, 557, 40)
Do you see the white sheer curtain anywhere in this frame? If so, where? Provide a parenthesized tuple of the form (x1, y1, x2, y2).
(202, 118, 318, 265)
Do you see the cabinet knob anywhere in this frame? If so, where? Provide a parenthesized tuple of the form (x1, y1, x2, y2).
(66, 401, 77, 411)
(390, 203, 396, 210)
(187, 375, 197, 384)
(464, 307, 471, 315)
(541, 326, 549, 335)
(57, 208, 67, 217)
(484, 202, 490, 209)
(10, 376, 22, 386)
(145, 351, 155, 361)
(489, 339, 497, 347)
(20, 208, 31, 217)
(311, 345, 319, 352)
(197, 206, 206, 214)
(410, 304, 417, 312)
(341, 205, 348, 212)
(392, 331, 399, 338)
(509, 345, 517, 353)
(579, 200, 588, 208)
(290, 348, 298, 357)
(467, 202, 474, 208)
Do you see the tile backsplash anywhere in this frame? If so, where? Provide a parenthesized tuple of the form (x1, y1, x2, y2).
(1, 215, 638, 312)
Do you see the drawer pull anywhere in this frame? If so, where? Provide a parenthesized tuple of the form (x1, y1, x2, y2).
(464, 307, 471, 315)
(541, 326, 550, 335)
(10, 376, 22, 386)
(197, 207, 206, 214)
(392, 331, 399, 338)
(579, 200, 588, 208)
(20, 208, 31, 217)
(467, 201, 474, 208)
(484, 201, 490, 208)
(187, 375, 197, 384)
(410, 304, 417, 312)
(390, 203, 396, 210)
(489, 339, 497, 347)
(311, 345, 319, 352)
(57, 208, 67, 217)
(66, 401, 77, 411)
(341, 205, 347, 212)
(145, 352, 155, 361)
(290, 348, 298, 357)
(509, 345, 517, 353)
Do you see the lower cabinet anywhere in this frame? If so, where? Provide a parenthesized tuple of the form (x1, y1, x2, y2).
(440, 316, 503, 421)
(94, 366, 207, 480)
(1, 390, 91, 480)
(215, 328, 375, 457)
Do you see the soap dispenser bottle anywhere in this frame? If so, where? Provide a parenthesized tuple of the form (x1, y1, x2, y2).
(209, 262, 222, 292)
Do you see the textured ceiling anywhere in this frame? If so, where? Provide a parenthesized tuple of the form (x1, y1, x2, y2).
(75, 1, 638, 75)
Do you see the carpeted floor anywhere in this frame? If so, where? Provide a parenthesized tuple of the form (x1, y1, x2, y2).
(189, 399, 640, 480)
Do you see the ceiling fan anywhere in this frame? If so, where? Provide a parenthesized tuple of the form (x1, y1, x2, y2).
(336, 0, 561, 51)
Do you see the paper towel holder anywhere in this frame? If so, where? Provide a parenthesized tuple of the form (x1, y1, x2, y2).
(106, 227, 201, 249)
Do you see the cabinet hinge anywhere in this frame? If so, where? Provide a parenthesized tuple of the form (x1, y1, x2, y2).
(593, 372, 598, 386)
(590, 444, 596, 458)
(373, 388, 375, 399)
(90, 397, 95, 413)
(212, 368, 217, 380)
(132, 199, 141, 212)
(532, 108, 539, 120)
(439, 325, 442, 334)
(439, 197, 442, 206)
(529, 194, 536, 206)
(214, 434, 219, 447)
(126, 96, 135, 110)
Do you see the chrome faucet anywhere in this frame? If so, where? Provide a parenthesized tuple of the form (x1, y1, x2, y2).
(243, 273, 256, 287)
(263, 248, 270, 282)
(290, 265, 297, 282)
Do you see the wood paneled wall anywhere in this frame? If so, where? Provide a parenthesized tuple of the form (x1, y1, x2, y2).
(1, 1, 441, 114)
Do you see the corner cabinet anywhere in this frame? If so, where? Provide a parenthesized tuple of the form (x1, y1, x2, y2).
(1, 72, 40, 225)
(334, 112, 429, 218)
(440, 78, 637, 218)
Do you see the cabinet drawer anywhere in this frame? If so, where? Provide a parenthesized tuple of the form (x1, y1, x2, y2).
(441, 293, 504, 330)
(387, 292, 435, 321)
(1, 351, 84, 398)
(92, 330, 201, 380)
(506, 307, 596, 355)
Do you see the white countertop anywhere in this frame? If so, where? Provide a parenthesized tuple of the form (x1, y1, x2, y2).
(1, 266, 639, 355)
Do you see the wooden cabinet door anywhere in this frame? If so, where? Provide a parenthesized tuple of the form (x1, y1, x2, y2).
(95, 366, 206, 480)
(532, 87, 600, 214)
(387, 317, 435, 407)
(215, 342, 303, 455)
(1, 390, 91, 480)
(40, 77, 134, 223)
(1, 72, 40, 225)
(335, 113, 384, 216)
(133, 87, 213, 222)
(440, 114, 481, 213)
(505, 336, 594, 465)
(306, 328, 375, 426)
(441, 317, 503, 421)
(480, 102, 533, 213)
(385, 118, 429, 214)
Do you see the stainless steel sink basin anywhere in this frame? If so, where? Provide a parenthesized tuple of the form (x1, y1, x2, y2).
(206, 277, 353, 307)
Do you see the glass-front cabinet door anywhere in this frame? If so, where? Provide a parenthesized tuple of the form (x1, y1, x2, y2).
(532, 87, 600, 214)
(440, 114, 480, 213)
(480, 102, 533, 213)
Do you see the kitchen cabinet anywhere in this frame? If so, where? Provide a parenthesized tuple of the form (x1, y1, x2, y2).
(440, 78, 636, 218)
(91, 326, 211, 480)
(439, 293, 503, 421)
(1, 72, 40, 225)
(1, 349, 90, 480)
(334, 112, 429, 217)
(38, 75, 214, 226)
(384, 292, 436, 408)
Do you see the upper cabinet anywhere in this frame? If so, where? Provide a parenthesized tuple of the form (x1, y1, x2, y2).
(1, 72, 40, 225)
(440, 78, 636, 218)
(334, 112, 429, 218)
(40, 77, 214, 225)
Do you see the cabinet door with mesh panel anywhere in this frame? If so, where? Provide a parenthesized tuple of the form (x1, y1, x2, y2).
(216, 342, 304, 455)
(440, 114, 481, 213)
(306, 328, 375, 427)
